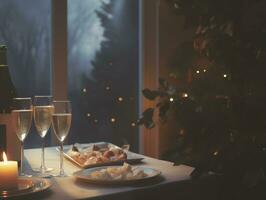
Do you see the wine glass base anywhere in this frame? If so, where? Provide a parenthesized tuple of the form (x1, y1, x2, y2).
(35, 173, 54, 178)
(55, 174, 68, 177)
(19, 174, 32, 178)
(51, 171, 68, 177)
(32, 167, 53, 173)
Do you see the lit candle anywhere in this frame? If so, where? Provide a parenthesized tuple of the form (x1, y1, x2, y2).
(0, 152, 18, 190)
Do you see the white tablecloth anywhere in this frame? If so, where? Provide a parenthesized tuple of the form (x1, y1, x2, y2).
(23, 145, 217, 200)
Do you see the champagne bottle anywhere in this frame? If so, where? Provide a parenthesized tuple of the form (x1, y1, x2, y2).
(0, 45, 20, 161)
(0, 45, 16, 113)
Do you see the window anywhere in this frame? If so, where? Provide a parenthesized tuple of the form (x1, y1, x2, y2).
(68, 0, 140, 152)
(0, 0, 141, 151)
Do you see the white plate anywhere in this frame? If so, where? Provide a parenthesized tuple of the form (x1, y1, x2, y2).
(73, 166, 161, 185)
(0, 177, 52, 199)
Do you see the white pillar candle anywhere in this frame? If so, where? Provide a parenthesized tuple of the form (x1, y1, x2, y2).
(0, 152, 18, 190)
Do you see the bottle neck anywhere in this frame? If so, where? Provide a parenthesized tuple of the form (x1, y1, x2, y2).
(0, 64, 9, 75)
(0, 46, 7, 66)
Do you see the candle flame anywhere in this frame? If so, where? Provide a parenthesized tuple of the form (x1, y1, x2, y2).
(3, 152, 7, 163)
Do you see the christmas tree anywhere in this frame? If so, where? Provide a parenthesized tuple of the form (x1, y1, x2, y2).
(139, 0, 266, 199)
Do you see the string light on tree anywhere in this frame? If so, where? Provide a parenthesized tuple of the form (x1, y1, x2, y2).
(105, 86, 111, 91)
(179, 129, 185, 136)
(174, 3, 179, 8)
(196, 70, 200, 74)
(169, 97, 174, 102)
(118, 97, 123, 102)
(110, 117, 116, 123)
(203, 69, 207, 72)
(82, 88, 87, 93)
(131, 122, 136, 127)
(223, 74, 228, 78)
(94, 119, 98, 123)
(182, 93, 188, 98)
(87, 113, 91, 117)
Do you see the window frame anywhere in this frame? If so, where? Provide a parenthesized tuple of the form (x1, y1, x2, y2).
(52, 0, 68, 101)
(139, 0, 160, 157)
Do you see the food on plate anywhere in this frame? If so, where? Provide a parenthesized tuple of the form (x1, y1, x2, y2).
(89, 163, 147, 180)
(67, 143, 128, 166)
(103, 150, 115, 158)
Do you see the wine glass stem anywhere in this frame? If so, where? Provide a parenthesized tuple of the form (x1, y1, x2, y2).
(20, 141, 24, 176)
(60, 142, 64, 176)
(40, 138, 45, 173)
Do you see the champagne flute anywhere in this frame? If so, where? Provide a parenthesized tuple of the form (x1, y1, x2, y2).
(33, 96, 54, 175)
(52, 101, 71, 177)
(12, 98, 33, 176)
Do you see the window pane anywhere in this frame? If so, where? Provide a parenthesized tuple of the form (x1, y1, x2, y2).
(68, 0, 139, 151)
(0, 0, 51, 148)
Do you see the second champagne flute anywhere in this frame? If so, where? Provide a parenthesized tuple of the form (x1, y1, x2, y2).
(33, 96, 54, 175)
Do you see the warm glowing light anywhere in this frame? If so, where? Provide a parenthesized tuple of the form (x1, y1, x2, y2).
(94, 119, 98, 123)
(3, 152, 7, 163)
(110, 118, 116, 123)
(169, 97, 174, 102)
(87, 113, 91, 117)
(118, 97, 123, 102)
(196, 70, 200, 74)
(106, 86, 111, 90)
(203, 69, 207, 72)
(0, 152, 18, 189)
(182, 93, 188, 98)
(131, 122, 136, 127)
(213, 151, 219, 156)
(223, 74, 227, 78)
(82, 88, 87, 93)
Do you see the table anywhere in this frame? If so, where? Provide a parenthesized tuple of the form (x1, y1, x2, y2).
(23, 145, 218, 200)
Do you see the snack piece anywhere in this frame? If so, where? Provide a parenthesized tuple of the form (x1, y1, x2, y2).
(72, 145, 80, 152)
(103, 150, 115, 158)
(90, 169, 112, 180)
(117, 152, 127, 160)
(84, 156, 98, 165)
(133, 169, 147, 179)
(67, 148, 80, 158)
(83, 151, 96, 158)
(110, 147, 123, 156)
(92, 145, 100, 151)
(100, 156, 110, 162)
(88, 163, 147, 181)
